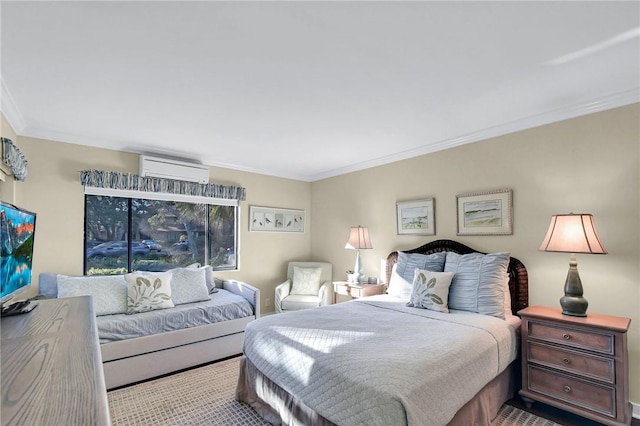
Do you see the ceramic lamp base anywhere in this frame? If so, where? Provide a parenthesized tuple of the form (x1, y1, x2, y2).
(560, 255, 588, 317)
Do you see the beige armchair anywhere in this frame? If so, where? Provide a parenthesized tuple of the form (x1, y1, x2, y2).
(275, 262, 333, 313)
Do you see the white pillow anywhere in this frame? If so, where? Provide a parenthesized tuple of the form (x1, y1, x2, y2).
(503, 273, 512, 315)
(57, 274, 127, 316)
(125, 271, 174, 314)
(202, 265, 221, 292)
(387, 264, 413, 302)
(406, 269, 455, 313)
(290, 266, 322, 295)
(169, 267, 210, 305)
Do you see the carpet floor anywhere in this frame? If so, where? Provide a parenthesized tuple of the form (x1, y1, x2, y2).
(108, 356, 560, 426)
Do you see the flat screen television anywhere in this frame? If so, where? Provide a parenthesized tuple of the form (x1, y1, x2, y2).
(1, 201, 37, 309)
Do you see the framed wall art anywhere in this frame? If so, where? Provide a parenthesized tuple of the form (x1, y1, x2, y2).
(456, 189, 512, 235)
(396, 198, 435, 235)
(249, 206, 305, 233)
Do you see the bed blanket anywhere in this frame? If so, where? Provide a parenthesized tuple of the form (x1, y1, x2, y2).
(97, 289, 253, 343)
(242, 298, 517, 426)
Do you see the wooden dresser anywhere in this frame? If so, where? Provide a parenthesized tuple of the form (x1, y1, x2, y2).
(519, 305, 631, 426)
(1, 296, 110, 426)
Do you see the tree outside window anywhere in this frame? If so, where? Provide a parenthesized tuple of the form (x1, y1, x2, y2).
(84, 195, 237, 275)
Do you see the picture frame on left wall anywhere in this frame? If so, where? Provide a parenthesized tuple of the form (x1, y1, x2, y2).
(396, 198, 435, 235)
(249, 206, 305, 233)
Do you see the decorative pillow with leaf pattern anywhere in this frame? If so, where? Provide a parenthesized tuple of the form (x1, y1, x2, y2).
(125, 272, 174, 314)
(406, 269, 455, 313)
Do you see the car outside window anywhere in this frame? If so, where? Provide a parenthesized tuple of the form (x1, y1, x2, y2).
(84, 195, 237, 275)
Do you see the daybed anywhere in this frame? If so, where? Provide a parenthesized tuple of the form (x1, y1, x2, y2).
(39, 266, 260, 389)
(236, 239, 528, 426)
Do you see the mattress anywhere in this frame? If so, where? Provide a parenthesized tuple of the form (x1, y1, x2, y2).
(96, 289, 254, 343)
(241, 297, 518, 425)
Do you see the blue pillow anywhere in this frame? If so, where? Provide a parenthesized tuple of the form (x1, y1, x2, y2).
(395, 251, 446, 283)
(444, 252, 510, 319)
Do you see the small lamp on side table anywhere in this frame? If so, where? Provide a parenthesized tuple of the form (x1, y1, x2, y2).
(539, 213, 607, 317)
(345, 225, 373, 283)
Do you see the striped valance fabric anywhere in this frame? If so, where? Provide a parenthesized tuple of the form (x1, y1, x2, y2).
(80, 169, 246, 201)
(1, 137, 28, 181)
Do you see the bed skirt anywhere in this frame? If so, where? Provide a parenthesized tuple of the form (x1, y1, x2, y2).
(235, 356, 518, 426)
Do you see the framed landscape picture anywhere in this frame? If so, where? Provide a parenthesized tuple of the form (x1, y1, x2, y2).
(456, 189, 513, 235)
(396, 198, 435, 235)
(249, 206, 305, 233)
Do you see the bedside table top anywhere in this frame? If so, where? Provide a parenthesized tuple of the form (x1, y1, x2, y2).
(332, 281, 385, 288)
(518, 305, 631, 332)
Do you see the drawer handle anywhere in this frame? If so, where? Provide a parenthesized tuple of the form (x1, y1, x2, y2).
(563, 385, 572, 393)
(563, 333, 571, 340)
(562, 357, 571, 364)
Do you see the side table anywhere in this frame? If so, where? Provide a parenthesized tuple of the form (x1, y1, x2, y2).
(519, 305, 631, 426)
(332, 281, 385, 304)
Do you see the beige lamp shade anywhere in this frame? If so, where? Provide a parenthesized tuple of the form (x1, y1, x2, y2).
(345, 226, 372, 283)
(345, 226, 373, 250)
(539, 213, 606, 317)
(539, 213, 607, 254)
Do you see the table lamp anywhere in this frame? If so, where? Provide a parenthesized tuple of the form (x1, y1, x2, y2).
(345, 225, 373, 283)
(539, 213, 607, 317)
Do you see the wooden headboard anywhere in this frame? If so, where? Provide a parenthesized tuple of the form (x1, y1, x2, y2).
(386, 239, 529, 315)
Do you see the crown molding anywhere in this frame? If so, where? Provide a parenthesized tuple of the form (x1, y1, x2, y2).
(1, 77, 27, 134)
(18, 124, 313, 182)
(309, 88, 640, 182)
(200, 157, 312, 182)
(6, 88, 639, 183)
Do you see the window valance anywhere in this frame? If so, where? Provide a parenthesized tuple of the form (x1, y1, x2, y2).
(1, 137, 28, 181)
(80, 169, 246, 201)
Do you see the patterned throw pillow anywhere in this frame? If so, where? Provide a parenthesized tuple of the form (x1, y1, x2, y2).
(125, 272, 174, 314)
(406, 269, 455, 313)
(290, 266, 322, 295)
(169, 267, 210, 305)
(57, 274, 128, 316)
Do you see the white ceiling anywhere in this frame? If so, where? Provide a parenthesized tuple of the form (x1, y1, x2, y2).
(1, 1, 639, 182)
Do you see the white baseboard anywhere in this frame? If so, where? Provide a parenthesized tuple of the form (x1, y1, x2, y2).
(633, 401, 640, 419)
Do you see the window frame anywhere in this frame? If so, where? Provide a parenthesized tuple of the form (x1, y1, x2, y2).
(83, 186, 238, 274)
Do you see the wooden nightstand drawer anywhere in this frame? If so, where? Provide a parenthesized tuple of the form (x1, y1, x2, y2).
(528, 365, 616, 418)
(519, 306, 631, 425)
(334, 285, 352, 297)
(528, 341, 615, 384)
(529, 321, 614, 355)
(332, 282, 385, 303)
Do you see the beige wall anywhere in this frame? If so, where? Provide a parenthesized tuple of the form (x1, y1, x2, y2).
(0, 123, 312, 312)
(311, 103, 640, 403)
(2, 105, 639, 404)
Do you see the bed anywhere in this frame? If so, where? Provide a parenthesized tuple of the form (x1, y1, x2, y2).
(236, 239, 529, 426)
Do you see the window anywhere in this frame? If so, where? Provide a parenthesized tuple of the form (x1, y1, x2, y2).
(84, 194, 237, 275)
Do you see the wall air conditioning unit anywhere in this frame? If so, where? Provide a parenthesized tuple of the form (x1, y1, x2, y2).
(139, 155, 209, 184)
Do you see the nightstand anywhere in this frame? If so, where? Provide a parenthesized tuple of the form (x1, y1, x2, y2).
(332, 281, 385, 304)
(519, 305, 631, 426)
